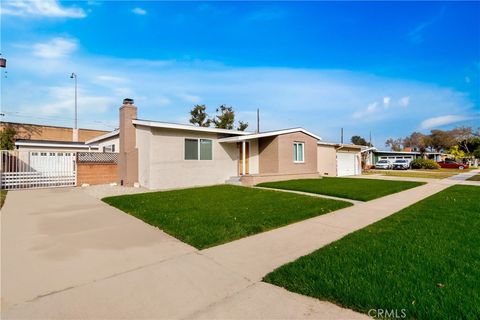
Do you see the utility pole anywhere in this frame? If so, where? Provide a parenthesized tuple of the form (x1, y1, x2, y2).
(256, 108, 260, 133)
(70, 73, 78, 141)
(341, 128, 344, 144)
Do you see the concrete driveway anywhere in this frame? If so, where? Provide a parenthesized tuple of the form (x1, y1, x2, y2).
(1, 187, 368, 319)
(4, 171, 476, 319)
(1, 187, 195, 311)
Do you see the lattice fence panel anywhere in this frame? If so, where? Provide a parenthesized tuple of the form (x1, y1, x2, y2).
(77, 152, 118, 164)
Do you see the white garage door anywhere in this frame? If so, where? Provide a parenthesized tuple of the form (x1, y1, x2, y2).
(337, 152, 358, 177)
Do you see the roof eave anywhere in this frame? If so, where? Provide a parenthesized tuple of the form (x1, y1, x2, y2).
(132, 119, 252, 136)
(218, 128, 321, 143)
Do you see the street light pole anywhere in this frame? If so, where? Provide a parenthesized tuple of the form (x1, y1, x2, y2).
(70, 72, 78, 141)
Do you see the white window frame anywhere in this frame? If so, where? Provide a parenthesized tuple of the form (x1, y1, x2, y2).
(184, 138, 213, 161)
(293, 142, 305, 163)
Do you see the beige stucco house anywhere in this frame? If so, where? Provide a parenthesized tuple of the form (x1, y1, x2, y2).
(317, 142, 362, 176)
(109, 99, 362, 189)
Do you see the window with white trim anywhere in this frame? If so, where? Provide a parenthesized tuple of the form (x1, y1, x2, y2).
(103, 144, 116, 153)
(184, 138, 213, 160)
(293, 142, 305, 163)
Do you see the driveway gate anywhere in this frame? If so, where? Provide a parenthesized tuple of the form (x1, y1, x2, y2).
(0, 150, 76, 190)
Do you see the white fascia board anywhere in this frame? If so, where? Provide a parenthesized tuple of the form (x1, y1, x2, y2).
(374, 150, 421, 155)
(132, 119, 252, 135)
(15, 142, 99, 149)
(218, 128, 321, 143)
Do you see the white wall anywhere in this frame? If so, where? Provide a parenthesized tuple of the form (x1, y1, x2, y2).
(136, 126, 151, 188)
(249, 139, 259, 175)
(97, 136, 119, 153)
(136, 126, 239, 190)
(317, 144, 337, 176)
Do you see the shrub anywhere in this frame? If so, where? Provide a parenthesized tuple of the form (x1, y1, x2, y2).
(410, 158, 440, 169)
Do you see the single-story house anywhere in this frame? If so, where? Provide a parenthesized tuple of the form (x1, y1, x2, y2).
(114, 98, 362, 189)
(362, 147, 445, 167)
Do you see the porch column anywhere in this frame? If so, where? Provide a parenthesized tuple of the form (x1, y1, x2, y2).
(242, 140, 246, 176)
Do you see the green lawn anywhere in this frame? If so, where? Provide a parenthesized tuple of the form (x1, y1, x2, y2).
(0, 190, 7, 209)
(467, 174, 480, 181)
(366, 170, 455, 179)
(103, 185, 351, 249)
(257, 177, 424, 201)
(264, 185, 480, 319)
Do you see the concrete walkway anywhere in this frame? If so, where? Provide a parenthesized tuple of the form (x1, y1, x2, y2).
(2, 170, 478, 319)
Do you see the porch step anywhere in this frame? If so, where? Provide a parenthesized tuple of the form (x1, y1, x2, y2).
(225, 176, 242, 185)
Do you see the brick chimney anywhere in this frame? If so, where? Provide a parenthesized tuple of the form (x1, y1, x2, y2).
(118, 98, 138, 186)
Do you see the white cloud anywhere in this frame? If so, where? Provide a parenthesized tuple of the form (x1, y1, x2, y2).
(353, 102, 378, 119)
(367, 102, 377, 112)
(177, 93, 202, 104)
(420, 115, 471, 129)
(96, 75, 128, 84)
(132, 7, 147, 15)
(407, 7, 444, 44)
(1, 0, 86, 18)
(4, 48, 477, 141)
(383, 96, 391, 108)
(25, 86, 115, 116)
(399, 96, 410, 107)
(32, 37, 78, 58)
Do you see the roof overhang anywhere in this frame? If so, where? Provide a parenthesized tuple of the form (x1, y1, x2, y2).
(374, 150, 421, 155)
(15, 141, 99, 149)
(318, 141, 362, 150)
(132, 119, 252, 136)
(218, 128, 321, 143)
(85, 130, 119, 144)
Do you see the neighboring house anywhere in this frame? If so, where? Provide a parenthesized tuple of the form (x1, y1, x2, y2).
(116, 98, 362, 189)
(362, 147, 445, 167)
(1, 121, 109, 143)
(317, 142, 362, 176)
(85, 130, 119, 152)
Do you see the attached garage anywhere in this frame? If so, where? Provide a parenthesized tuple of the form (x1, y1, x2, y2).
(317, 142, 362, 177)
(337, 152, 360, 176)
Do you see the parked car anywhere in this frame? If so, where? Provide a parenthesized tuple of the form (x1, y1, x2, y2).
(375, 159, 393, 169)
(437, 159, 469, 170)
(392, 159, 410, 170)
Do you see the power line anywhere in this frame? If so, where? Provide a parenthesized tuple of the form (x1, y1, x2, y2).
(1, 110, 117, 129)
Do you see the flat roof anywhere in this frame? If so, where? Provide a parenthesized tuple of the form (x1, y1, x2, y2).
(317, 141, 362, 149)
(85, 130, 119, 145)
(218, 128, 321, 143)
(1, 121, 109, 133)
(374, 150, 443, 155)
(15, 140, 99, 149)
(132, 119, 253, 135)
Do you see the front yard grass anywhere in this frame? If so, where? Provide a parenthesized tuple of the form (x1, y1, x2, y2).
(103, 185, 351, 249)
(366, 170, 456, 179)
(264, 185, 480, 319)
(467, 174, 480, 181)
(257, 177, 424, 201)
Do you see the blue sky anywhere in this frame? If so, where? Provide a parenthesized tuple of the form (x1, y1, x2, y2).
(1, 1, 479, 146)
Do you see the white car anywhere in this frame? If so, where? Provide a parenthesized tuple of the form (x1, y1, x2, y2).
(375, 159, 392, 169)
(392, 159, 410, 170)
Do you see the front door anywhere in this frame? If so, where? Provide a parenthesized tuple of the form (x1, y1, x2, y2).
(238, 142, 250, 175)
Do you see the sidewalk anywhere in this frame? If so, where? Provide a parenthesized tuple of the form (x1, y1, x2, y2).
(3, 170, 478, 319)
